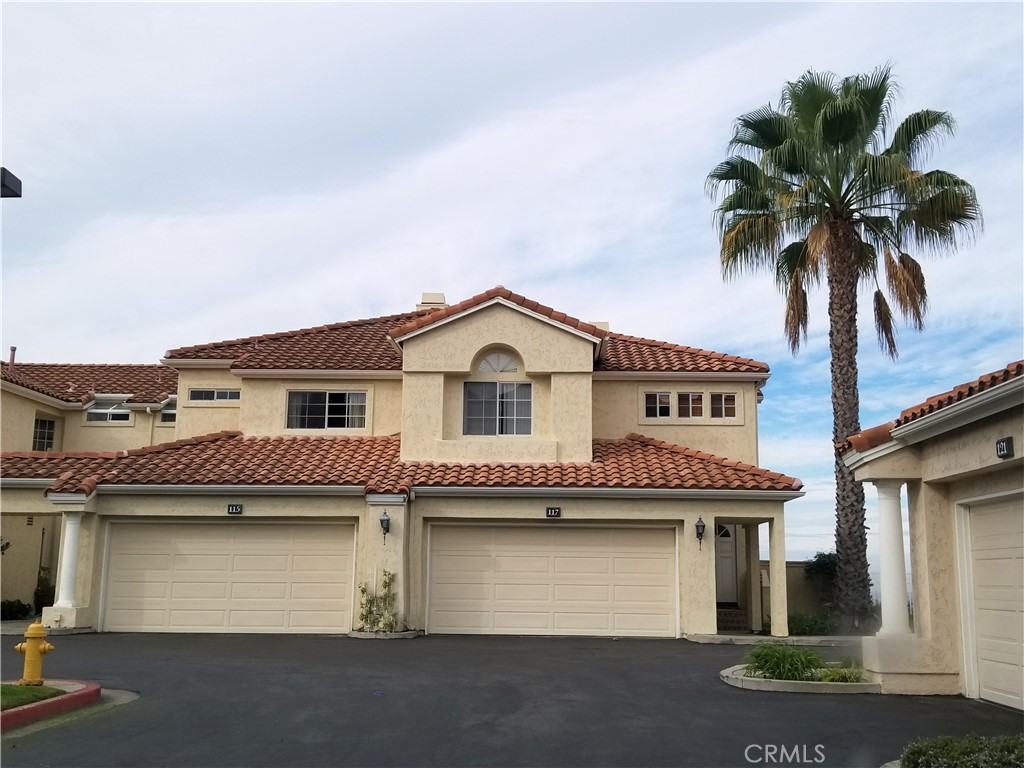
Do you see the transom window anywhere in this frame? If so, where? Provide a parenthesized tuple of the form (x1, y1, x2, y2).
(710, 393, 737, 418)
(159, 398, 177, 423)
(678, 392, 704, 418)
(86, 399, 131, 422)
(644, 392, 671, 418)
(464, 382, 532, 435)
(188, 389, 240, 402)
(286, 391, 366, 429)
(477, 352, 518, 374)
(32, 418, 55, 451)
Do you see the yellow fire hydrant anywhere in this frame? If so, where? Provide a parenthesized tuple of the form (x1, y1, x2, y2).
(14, 621, 54, 686)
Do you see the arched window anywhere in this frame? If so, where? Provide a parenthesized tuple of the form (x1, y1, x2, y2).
(464, 349, 531, 436)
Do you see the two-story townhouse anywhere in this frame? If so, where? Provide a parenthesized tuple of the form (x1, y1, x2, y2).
(1, 361, 178, 604)
(1, 287, 803, 637)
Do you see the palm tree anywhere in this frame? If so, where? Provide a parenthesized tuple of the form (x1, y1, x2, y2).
(706, 65, 981, 629)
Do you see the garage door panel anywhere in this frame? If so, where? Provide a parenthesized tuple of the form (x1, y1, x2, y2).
(104, 523, 354, 633)
(969, 496, 1023, 710)
(429, 525, 676, 637)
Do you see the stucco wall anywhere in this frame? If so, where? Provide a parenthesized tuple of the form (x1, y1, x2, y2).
(592, 380, 759, 464)
(1, 390, 67, 452)
(400, 305, 596, 463)
(173, 368, 242, 438)
(0, 488, 61, 604)
(237, 377, 402, 437)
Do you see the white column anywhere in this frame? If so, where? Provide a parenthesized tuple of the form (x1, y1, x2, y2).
(875, 480, 911, 635)
(746, 524, 762, 632)
(54, 511, 82, 608)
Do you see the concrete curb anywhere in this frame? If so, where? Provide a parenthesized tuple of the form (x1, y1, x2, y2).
(348, 630, 419, 639)
(0, 622, 94, 636)
(1, 679, 102, 731)
(686, 634, 861, 647)
(719, 664, 881, 694)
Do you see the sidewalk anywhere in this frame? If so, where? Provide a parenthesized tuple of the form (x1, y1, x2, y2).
(0, 620, 92, 637)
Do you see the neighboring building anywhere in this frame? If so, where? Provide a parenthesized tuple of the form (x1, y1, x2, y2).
(843, 360, 1023, 711)
(1, 287, 803, 636)
(1, 361, 178, 604)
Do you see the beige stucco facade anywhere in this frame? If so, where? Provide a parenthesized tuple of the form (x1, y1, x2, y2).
(849, 383, 1023, 707)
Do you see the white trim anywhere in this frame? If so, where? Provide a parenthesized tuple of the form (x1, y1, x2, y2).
(411, 486, 804, 501)
(593, 371, 769, 383)
(842, 437, 902, 471)
(97, 517, 113, 632)
(891, 378, 1024, 445)
(94, 484, 366, 496)
(424, 522, 432, 636)
(0, 380, 86, 409)
(366, 494, 409, 506)
(234, 369, 402, 380)
(1, 478, 54, 489)
(159, 358, 233, 369)
(393, 297, 602, 346)
(47, 492, 94, 503)
(674, 522, 681, 638)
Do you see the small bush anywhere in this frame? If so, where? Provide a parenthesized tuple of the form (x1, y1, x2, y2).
(818, 666, 862, 683)
(788, 612, 833, 636)
(901, 734, 1023, 768)
(0, 600, 34, 621)
(744, 643, 826, 681)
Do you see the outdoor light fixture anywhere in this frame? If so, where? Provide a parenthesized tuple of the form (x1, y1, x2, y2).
(379, 510, 390, 544)
(695, 516, 707, 549)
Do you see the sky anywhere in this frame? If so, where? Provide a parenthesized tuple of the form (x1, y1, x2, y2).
(2, 2, 1022, 578)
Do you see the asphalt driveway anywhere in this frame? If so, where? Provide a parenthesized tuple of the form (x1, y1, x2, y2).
(1, 634, 1020, 767)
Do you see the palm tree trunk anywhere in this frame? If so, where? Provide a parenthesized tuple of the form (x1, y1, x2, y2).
(825, 217, 872, 631)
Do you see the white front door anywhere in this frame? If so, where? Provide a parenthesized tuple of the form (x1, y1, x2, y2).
(968, 496, 1023, 710)
(715, 524, 737, 604)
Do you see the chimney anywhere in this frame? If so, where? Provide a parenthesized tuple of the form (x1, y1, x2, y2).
(416, 292, 448, 311)
(7, 346, 15, 372)
(589, 321, 610, 332)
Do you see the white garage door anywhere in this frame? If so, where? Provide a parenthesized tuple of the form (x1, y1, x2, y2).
(428, 525, 676, 637)
(969, 496, 1023, 710)
(103, 522, 355, 633)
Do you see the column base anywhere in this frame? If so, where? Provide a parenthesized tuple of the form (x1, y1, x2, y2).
(42, 605, 94, 630)
(862, 634, 962, 695)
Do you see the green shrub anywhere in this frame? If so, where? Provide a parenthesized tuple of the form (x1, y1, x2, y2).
(0, 599, 34, 621)
(901, 734, 1023, 768)
(743, 643, 826, 681)
(818, 666, 862, 683)
(358, 569, 399, 632)
(788, 612, 833, 636)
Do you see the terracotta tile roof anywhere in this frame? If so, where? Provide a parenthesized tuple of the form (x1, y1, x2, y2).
(842, 360, 1024, 454)
(598, 334, 769, 374)
(3, 432, 801, 496)
(1, 362, 178, 404)
(163, 311, 433, 370)
(388, 286, 609, 341)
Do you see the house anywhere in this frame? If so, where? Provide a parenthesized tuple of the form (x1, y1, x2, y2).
(1, 287, 803, 637)
(842, 360, 1023, 710)
(1, 361, 178, 605)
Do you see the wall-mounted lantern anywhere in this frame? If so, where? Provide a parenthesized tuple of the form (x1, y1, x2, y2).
(379, 511, 391, 544)
(695, 516, 707, 550)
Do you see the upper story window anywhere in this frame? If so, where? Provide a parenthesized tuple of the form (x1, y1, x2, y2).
(32, 418, 55, 451)
(286, 391, 366, 429)
(710, 392, 737, 418)
(159, 398, 177, 423)
(85, 398, 131, 423)
(464, 349, 532, 436)
(464, 382, 532, 435)
(644, 392, 671, 418)
(678, 392, 704, 418)
(188, 389, 240, 402)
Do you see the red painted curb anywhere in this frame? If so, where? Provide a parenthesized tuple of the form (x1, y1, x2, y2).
(0, 681, 102, 731)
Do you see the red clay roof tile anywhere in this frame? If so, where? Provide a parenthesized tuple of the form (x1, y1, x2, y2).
(1, 362, 178, 404)
(3, 432, 801, 495)
(597, 334, 769, 374)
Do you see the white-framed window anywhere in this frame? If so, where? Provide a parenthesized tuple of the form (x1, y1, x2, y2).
(286, 391, 366, 429)
(159, 397, 177, 423)
(188, 389, 240, 402)
(677, 392, 704, 418)
(464, 382, 532, 435)
(710, 392, 737, 418)
(644, 392, 671, 419)
(85, 399, 131, 423)
(32, 418, 55, 451)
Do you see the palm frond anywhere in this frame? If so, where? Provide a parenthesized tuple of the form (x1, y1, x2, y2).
(883, 250, 927, 329)
(782, 70, 838, 134)
(873, 290, 899, 359)
(844, 63, 898, 149)
(728, 106, 794, 156)
(720, 213, 781, 278)
(898, 183, 982, 251)
(819, 95, 867, 148)
(885, 110, 956, 165)
(783, 272, 810, 354)
(705, 156, 779, 197)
